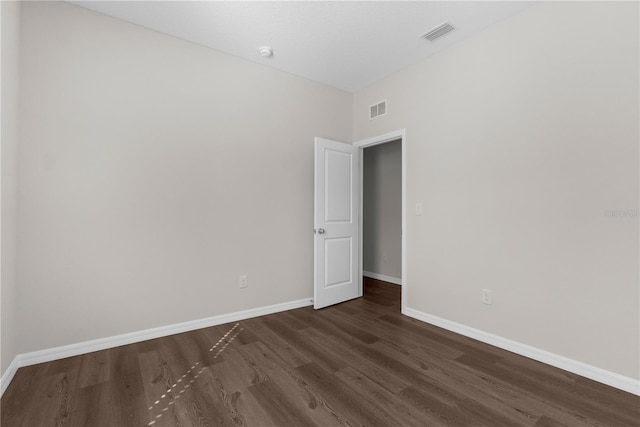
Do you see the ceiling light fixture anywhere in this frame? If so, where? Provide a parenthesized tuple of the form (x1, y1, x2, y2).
(258, 46, 273, 58)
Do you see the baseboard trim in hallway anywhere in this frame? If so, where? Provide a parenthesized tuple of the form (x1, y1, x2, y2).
(363, 271, 402, 285)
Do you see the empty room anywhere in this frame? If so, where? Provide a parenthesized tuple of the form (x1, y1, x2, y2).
(1, 1, 638, 426)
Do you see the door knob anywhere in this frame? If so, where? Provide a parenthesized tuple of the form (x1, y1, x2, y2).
(316, 228, 326, 234)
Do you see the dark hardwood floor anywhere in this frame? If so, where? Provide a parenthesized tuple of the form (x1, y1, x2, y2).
(2, 277, 639, 426)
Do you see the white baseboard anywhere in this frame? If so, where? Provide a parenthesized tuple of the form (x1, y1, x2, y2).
(0, 357, 19, 396)
(363, 271, 402, 285)
(403, 307, 640, 396)
(0, 297, 313, 397)
(5, 298, 637, 398)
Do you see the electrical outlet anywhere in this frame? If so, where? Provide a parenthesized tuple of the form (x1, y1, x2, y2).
(239, 275, 248, 289)
(482, 289, 492, 305)
(415, 202, 423, 215)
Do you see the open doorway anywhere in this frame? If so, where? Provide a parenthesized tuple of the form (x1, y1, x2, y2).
(313, 132, 404, 311)
(357, 131, 405, 313)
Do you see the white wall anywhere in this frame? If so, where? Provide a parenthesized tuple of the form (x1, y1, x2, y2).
(353, 1, 639, 380)
(363, 139, 402, 280)
(17, 1, 352, 354)
(7, 0, 640, 387)
(1, 0, 21, 377)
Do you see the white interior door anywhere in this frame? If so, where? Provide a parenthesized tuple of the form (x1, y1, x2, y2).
(314, 137, 360, 309)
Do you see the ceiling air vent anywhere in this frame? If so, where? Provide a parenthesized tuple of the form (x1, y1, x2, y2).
(369, 100, 387, 120)
(421, 21, 455, 42)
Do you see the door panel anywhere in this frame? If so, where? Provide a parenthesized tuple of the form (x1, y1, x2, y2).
(325, 149, 353, 222)
(314, 137, 360, 309)
(325, 237, 352, 287)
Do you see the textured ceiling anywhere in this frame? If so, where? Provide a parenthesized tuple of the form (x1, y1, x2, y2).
(72, 1, 535, 92)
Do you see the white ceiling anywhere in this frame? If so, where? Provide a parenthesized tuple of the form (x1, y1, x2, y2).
(71, 1, 535, 93)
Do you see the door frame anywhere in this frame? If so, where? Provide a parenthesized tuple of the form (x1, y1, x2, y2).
(354, 129, 407, 313)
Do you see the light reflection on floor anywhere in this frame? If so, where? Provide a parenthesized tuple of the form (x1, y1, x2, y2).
(147, 322, 243, 426)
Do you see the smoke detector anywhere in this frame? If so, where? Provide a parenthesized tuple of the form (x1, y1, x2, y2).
(258, 46, 273, 58)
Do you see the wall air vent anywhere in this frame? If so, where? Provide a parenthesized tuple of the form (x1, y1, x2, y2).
(421, 21, 455, 42)
(369, 100, 387, 120)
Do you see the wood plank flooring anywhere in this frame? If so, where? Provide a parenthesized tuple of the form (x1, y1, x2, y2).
(2, 277, 639, 426)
